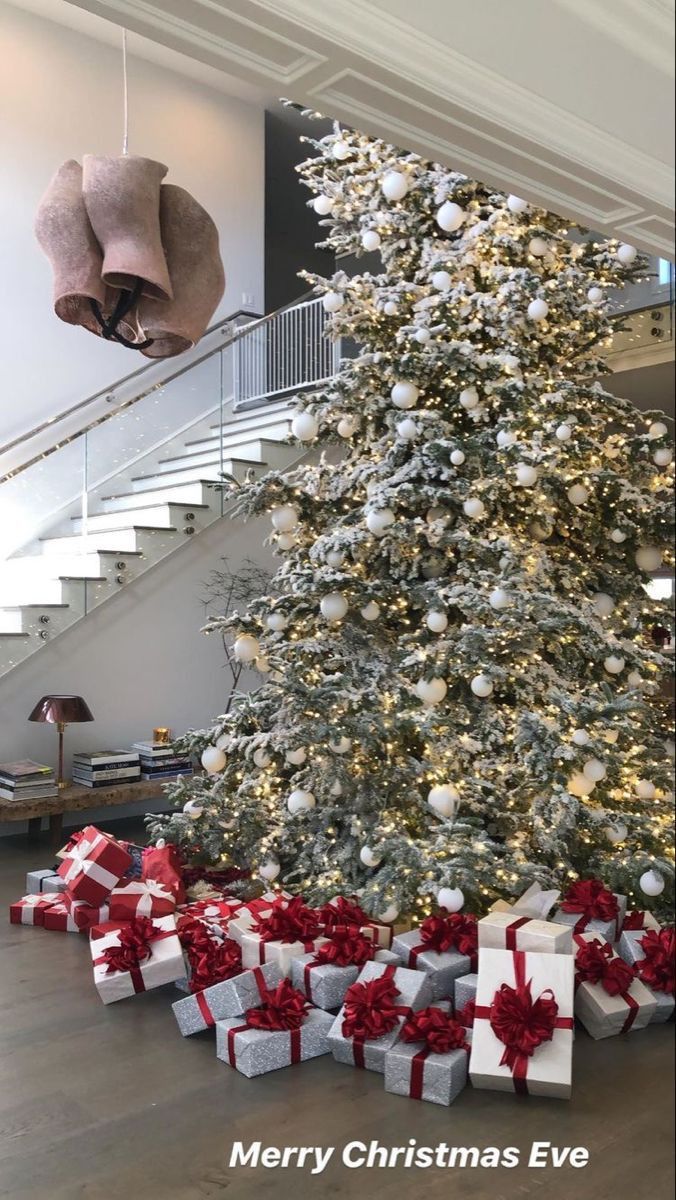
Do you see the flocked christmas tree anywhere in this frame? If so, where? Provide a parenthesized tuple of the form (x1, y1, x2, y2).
(148, 119, 675, 922)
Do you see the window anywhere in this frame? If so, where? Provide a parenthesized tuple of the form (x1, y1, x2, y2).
(658, 259, 673, 286)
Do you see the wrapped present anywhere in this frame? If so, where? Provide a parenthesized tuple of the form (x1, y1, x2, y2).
(620, 910, 661, 935)
(573, 932, 656, 1038)
(141, 844, 186, 904)
(328, 961, 433, 1072)
(384, 1006, 470, 1105)
(176, 916, 243, 994)
(454, 972, 478, 1013)
(61, 893, 109, 932)
(318, 895, 409, 949)
(176, 896, 244, 933)
(9, 893, 63, 926)
(469, 947, 574, 1099)
(291, 927, 400, 1010)
(57, 825, 132, 907)
(90, 914, 184, 1004)
(108, 879, 177, 922)
(393, 913, 478, 999)
(553, 879, 626, 942)
(216, 979, 333, 1077)
(25, 869, 67, 895)
(616, 927, 675, 1024)
(479, 911, 572, 955)
(489, 883, 561, 921)
(173, 962, 283, 1036)
(231, 896, 327, 976)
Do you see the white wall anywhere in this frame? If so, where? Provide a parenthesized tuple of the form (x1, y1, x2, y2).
(0, 1, 264, 446)
(0, 511, 275, 833)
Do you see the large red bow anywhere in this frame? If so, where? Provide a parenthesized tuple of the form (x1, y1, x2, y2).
(489, 978, 560, 1074)
(420, 912, 478, 956)
(319, 896, 369, 932)
(456, 999, 476, 1029)
(623, 910, 652, 931)
(189, 937, 242, 993)
(560, 879, 618, 929)
(253, 896, 321, 944)
(401, 1006, 469, 1054)
(342, 974, 402, 1041)
(244, 979, 309, 1031)
(636, 927, 675, 995)
(100, 916, 157, 974)
(575, 938, 635, 997)
(315, 926, 375, 968)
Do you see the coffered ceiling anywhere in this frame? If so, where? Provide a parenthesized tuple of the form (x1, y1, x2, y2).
(16, 0, 676, 255)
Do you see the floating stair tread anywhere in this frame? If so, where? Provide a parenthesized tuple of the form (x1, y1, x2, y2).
(183, 434, 288, 450)
(70, 501, 210, 521)
(2, 603, 70, 610)
(101, 478, 223, 501)
(0, 632, 31, 638)
(58, 575, 107, 582)
(155, 451, 271, 467)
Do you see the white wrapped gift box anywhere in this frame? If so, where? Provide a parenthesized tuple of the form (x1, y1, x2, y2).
(479, 911, 572, 955)
(572, 932, 657, 1038)
(90, 914, 184, 1004)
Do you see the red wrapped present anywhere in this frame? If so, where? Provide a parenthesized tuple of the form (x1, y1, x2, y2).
(90, 914, 183, 1003)
(9, 893, 63, 926)
(61, 893, 110, 931)
(142, 844, 186, 904)
(108, 879, 177, 922)
(176, 896, 244, 932)
(57, 825, 132, 907)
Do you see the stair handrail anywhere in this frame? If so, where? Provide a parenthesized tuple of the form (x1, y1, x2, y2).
(0, 291, 316, 481)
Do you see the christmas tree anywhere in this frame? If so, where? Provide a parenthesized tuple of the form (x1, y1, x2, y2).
(148, 121, 675, 922)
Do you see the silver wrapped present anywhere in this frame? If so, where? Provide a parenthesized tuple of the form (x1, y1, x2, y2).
(616, 931, 675, 1024)
(454, 973, 477, 1012)
(384, 1039, 469, 1105)
(553, 891, 626, 944)
(173, 961, 283, 1036)
(216, 1007, 333, 1077)
(290, 948, 399, 1010)
(573, 931, 657, 1038)
(392, 930, 472, 1000)
(25, 870, 66, 895)
(328, 961, 433, 1073)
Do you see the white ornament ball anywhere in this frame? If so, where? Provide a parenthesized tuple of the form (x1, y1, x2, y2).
(507, 195, 528, 214)
(610, 528, 627, 543)
(384, 300, 398, 316)
(515, 462, 539, 487)
(635, 546, 663, 572)
(337, 416, 357, 439)
(604, 655, 625, 675)
(587, 287, 604, 304)
(291, 411, 319, 442)
(627, 671, 643, 689)
(330, 779, 343, 797)
(415, 676, 447, 706)
(604, 729, 620, 745)
(528, 237, 549, 257)
(233, 634, 260, 663)
(648, 422, 668, 440)
(320, 592, 348, 622)
(489, 587, 512, 611)
(326, 549, 345, 569)
(432, 269, 452, 291)
(583, 757, 607, 783)
(437, 886, 465, 912)
(330, 736, 351, 755)
(428, 784, 460, 817)
(155, 838, 166, 849)
(568, 483, 590, 506)
(256, 656, 271, 674)
(605, 823, 628, 845)
(360, 846, 381, 868)
(556, 423, 573, 441)
(572, 729, 590, 747)
(616, 243, 637, 265)
(313, 194, 333, 216)
(367, 508, 395, 537)
(527, 298, 549, 322)
(332, 139, 350, 160)
(639, 869, 664, 897)
(450, 449, 466, 466)
(568, 771, 596, 797)
(635, 779, 656, 800)
(259, 860, 280, 882)
(436, 201, 464, 232)
(377, 904, 400, 923)
(183, 800, 204, 819)
(391, 380, 419, 409)
(322, 291, 344, 313)
(361, 229, 381, 252)
(459, 386, 479, 410)
(215, 733, 230, 752)
(426, 610, 448, 633)
(271, 504, 298, 532)
(285, 747, 307, 766)
(470, 673, 493, 698)
(267, 613, 287, 632)
(277, 532, 296, 551)
(593, 592, 615, 618)
(497, 430, 517, 448)
(381, 170, 408, 202)
(253, 747, 271, 769)
(396, 418, 418, 440)
(653, 448, 672, 467)
(463, 497, 485, 519)
(360, 600, 380, 622)
(201, 746, 226, 774)
(287, 789, 315, 814)
(414, 327, 431, 344)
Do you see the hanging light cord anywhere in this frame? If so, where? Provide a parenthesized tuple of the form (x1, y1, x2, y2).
(122, 28, 129, 156)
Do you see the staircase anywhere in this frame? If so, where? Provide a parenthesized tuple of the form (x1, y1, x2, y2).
(0, 296, 336, 677)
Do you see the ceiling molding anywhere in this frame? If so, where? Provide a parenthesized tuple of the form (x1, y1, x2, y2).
(554, 0, 675, 75)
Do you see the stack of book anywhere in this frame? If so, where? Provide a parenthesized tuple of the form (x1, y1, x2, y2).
(71, 751, 140, 789)
(132, 741, 194, 781)
(0, 760, 57, 802)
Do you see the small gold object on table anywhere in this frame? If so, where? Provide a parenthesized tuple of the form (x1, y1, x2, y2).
(153, 727, 171, 745)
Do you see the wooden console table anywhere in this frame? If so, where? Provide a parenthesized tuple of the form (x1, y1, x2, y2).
(0, 779, 169, 847)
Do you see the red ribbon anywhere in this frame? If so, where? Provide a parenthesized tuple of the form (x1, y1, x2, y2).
(252, 896, 321, 944)
(319, 897, 369, 932)
(573, 935, 639, 1033)
(455, 999, 476, 1028)
(407, 912, 478, 970)
(96, 917, 174, 994)
(400, 1007, 470, 1100)
(303, 927, 376, 999)
(560, 879, 619, 934)
(341, 965, 411, 1067)
(622, 910, 653, 932)
(189, 937, 242, 993)
(225, 979, 308, 1068)
(196, 965, 268, 1030)
(474, 950, 573, 1095)
(636, 927, 675, 996)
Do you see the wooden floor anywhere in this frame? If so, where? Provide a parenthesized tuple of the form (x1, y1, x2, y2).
(1, 819, 673, 1200)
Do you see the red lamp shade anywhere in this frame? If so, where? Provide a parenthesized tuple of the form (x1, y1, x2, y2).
(29, 695, 94, 724)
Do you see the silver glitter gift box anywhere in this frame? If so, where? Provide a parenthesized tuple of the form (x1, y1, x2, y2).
(216, 1007, 333, 1077)
(454, 973, 477, 1011)
(392, 930, 472, 1000)
(328, 961, 433, 1073)
(290, 948, 400, 1010)
(172, 961, 283, 1036)
(384, 1040, 469, 1106)
(25, 870, 66, 895)
(616, 931, 674, 1024)
(552, 892, 626, 944)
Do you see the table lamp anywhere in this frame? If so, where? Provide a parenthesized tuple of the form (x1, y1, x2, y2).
(28, 695, 94, 789)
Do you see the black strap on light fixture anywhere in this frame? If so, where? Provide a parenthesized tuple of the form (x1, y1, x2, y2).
(89, 277, 154, 349)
